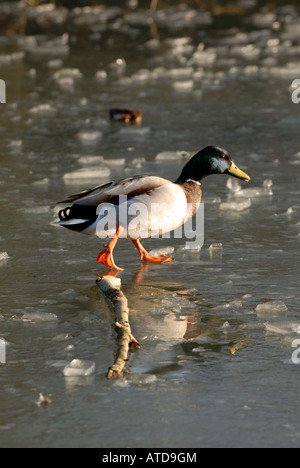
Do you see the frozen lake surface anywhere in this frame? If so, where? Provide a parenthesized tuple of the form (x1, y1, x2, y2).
(0, 1, 300, 448)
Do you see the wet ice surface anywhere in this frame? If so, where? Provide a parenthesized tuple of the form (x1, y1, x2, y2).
(1, 1, 300, 448)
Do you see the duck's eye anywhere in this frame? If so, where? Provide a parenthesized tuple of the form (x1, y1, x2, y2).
(220, 154, 226, 159)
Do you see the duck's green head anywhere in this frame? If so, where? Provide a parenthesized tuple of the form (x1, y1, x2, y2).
(176, 146, 251, 183)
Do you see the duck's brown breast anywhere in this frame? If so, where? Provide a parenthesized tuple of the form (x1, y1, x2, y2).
(181, 180, 202, 216)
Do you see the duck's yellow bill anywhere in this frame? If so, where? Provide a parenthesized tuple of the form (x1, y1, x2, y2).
(228, 163, 251, 182)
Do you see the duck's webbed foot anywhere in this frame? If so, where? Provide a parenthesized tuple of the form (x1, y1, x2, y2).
(96, 226, 124, 271)
(96, 245, 123, 271)
(132, 239, 174, 264)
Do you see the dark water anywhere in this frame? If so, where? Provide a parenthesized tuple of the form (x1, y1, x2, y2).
(0, 1, 300, 448)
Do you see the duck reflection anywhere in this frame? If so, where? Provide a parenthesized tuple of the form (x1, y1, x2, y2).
(97, 263, 202, 343)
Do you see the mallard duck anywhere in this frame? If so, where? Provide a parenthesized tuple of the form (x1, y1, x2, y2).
(109, 108, 142, 124)
(56, 146, 250, 271)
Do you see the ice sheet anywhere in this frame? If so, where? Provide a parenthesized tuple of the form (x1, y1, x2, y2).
(226, 178, 242, 194)
(63, 166, 110, 180)
(172, 80, 194, 91)
(220, 199, 251, 212)
(53, 68, 82, 80)
(255, 300, 288, 318)
(148, 247, 175, 257)
(77, 155, 105, 165)
(155, 150, 191, 161)
(22, 312, 58, 322)
(29, 104, 56, 116)
(265, 321, 300, 335)
(103, 158, 125, 166)
(119, 127, 150, 136)
(235, 180, 273, 198)
(0, 252, 9, 262)
(77, 131, 103, 144)
(63, 359, 96, 377)
(208, 243, 223, 250)
(95, 70, 108, 81)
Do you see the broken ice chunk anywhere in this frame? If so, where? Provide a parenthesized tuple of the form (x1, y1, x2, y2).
(25, 41, 69, 57)
(263, 179, 273, 189)
(286, 207, 295, 216)
(95, 70, 108, 81)
(208, 243, 223, 250)
(77, 155, 105, 166)
(252, 12, 277, 28)
(128, 157, 146, 168)
(220, 321, 230, 329)
(229, 300, 243, 309)
(226, 178, 242, 194)
(29, 104, 56, 117)
(53, 68, 82, 91)
(48, 59, 63, 69)
(53, 67, 82, 80)
(63, 166, 110, 180)
(190, 47, 217, 65)
(32, 178, 49, 186)
(22, 312, 58, 322)
(264, 321, 300, 335)
(155, 151, 191, 161)
(159, 292, 196, 311)
(63, 359, 96, 377)
(255, 300, 288, 318)
(172, 80, 194, 91)
(165, 37, 192, 48)
(203, 196, 221, 204)
(119, 127, 150, 136)
(0, 252, 9, 262)
(103, 158, 125, 167)
(235, 179, 273, 198)
(9, 140, 23, 151)
(77, 131, 103, 144)
(168, 67, 194, 80)
(148, 247, 175, 257)
(220, 199, 251, 212)
(155, 150, 191, 161)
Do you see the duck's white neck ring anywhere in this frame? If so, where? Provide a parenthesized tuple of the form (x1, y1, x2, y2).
(186, 178, 201, 186)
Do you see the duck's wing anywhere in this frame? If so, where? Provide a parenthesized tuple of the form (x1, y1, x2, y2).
(58, 175, 168, 206)
(56, 175, 170, 233)
(61, 181, 114, 203)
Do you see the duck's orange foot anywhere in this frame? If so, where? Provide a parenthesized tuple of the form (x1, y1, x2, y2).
(96, 245, 123, 271)
(142, 253, 174, 264)
(132, 239, 174, 265)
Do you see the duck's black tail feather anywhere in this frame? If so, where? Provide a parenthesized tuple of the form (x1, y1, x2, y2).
(57, 204, 97, 232)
